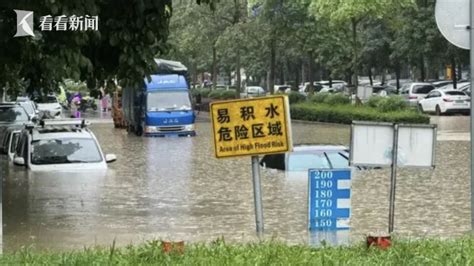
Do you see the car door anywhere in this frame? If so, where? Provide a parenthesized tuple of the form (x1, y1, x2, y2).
(426, 91, 442, 111)
(421, 91, 435, 111)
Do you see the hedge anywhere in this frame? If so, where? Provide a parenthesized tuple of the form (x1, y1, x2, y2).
(366, 96, 408, 112)
(291, 103, 430, 124)
(207, 89, 236, 100)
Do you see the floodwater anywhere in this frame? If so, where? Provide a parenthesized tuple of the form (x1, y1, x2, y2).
(1, 115, 471, 251)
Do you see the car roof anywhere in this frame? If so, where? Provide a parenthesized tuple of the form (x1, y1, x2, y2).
(410, 82, 433, 86)
(31, 127, 94, 141)
(292, 144, 347, 152)
(437, 89, 468, 94)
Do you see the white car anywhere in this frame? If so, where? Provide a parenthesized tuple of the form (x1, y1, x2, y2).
(36, 95, 62, 118)
(13, 119, 116, 171)
(418, 89, 470, 115)
(400, 82, 435, 106)
(244, 86, 266, 98)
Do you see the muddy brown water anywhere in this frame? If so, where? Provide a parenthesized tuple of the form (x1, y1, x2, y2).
(0, 119, 470, 251)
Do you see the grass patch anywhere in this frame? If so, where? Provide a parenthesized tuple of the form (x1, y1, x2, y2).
(291, 103, 429, 124)
(1, 238, 474, 265)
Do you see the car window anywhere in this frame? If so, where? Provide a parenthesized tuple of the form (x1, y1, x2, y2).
(10, 132, 20, 153)
(19, 102, 34, 115)
(31, 138, 103, 164)
(0, 106, 29, 123)
(325, 152, 349, 169)
(428, 91, 441, 98)
(260, 153, 285, 170)
(445, 91, 467, 96)
(36, 96, 58, 103)
(287, 152, 330, 171)
(413, 85, 435, 94)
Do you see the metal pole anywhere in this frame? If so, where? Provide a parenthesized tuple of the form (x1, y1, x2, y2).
(470, 0, 474, 232)
(388, 124, 399, 233)
(251, 155, 264, 235)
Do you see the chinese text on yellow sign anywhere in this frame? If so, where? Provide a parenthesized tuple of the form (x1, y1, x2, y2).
(210, 96, 292, 158)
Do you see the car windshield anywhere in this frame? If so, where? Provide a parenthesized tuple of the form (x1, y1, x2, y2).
(37, 96, 58, 104)
(413, 85, 435, 94)
(0, 106, 29, 123)
(31, 138, 102, 165)
(147, 90, 191, 111)
(445, 91, 467, 96)
(19, 102, 34, 114)
(287, 152, 330, 171)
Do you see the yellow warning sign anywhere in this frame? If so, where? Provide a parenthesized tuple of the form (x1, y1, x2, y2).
(210, 95, 292, 158)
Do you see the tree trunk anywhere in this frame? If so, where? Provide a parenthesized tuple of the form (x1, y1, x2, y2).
(192, 63, 198, 89)
(451, 56, 457, 89)
(295, 60, 300, 91)
(419, 54, 425, 82)
(351, 18, 359, 88)
(212, 45, 217, 89)
(368, 68, 373, 86)
(458, 61, 462, 80)
(395, 62, 401, 93)
(269, 37, 276, 94)
(236, 49, 241, 99)
(308, 54, 315, 95)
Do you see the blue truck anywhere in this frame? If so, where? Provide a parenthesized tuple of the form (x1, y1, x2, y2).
(122, 59, 196, 137)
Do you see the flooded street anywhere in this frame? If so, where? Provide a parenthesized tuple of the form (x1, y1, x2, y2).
(1, 114, 472, 251)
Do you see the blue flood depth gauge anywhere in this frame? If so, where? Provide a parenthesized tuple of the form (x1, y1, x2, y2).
(308, 169, 351, 231)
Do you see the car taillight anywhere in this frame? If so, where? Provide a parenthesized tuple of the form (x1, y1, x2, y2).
(443, 98, 453, 102)
(409, 96, 418, 99)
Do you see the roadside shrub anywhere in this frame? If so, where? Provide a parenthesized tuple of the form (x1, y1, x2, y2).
(206, 89, 237, 100)
(291, 103, 429, 124)
(287, 91, 306, 104)
(323, 93, 350, 105)
(220, 90, 236, 100)
(208, 89, 224, 99)
(377, 96, 407, 112)
(199, 88, 211, 98)
(366, 96, 384, 108)
(366, 96, 407, 112)
(308, 93, 330, 104)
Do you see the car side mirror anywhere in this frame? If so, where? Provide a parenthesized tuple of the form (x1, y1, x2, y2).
(105, 154, 117, 163)
(13, 156, 25, 166)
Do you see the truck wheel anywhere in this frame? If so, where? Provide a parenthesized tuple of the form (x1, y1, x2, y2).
(135, 125, 143, 136)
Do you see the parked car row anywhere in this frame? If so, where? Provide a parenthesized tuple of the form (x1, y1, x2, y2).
(0, 119, 116, 171)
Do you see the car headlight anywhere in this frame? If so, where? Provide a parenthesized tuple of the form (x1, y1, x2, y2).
(55, 106, 61, 109)
(184, 124, 195, 131)
(145, 126, 158, 133)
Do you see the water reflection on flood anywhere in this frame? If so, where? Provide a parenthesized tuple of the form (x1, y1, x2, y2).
(1, 121, 471, 251)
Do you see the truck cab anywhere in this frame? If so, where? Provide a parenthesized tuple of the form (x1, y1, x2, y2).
(143, 74, 196, 136)
(122, 59, 196, 137)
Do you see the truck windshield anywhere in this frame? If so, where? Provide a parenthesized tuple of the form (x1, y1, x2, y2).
(147, 91, 192, 112)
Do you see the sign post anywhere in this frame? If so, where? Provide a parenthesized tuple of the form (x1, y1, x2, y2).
(251, 156, 264, 234)
(470, 0, 474, 232)
(435, 0, 474, 232)
(210, 96, 292, 234)
(388, 124, 398, 233)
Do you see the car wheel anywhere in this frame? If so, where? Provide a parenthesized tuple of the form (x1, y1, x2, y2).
(435, 105, 442, 116)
